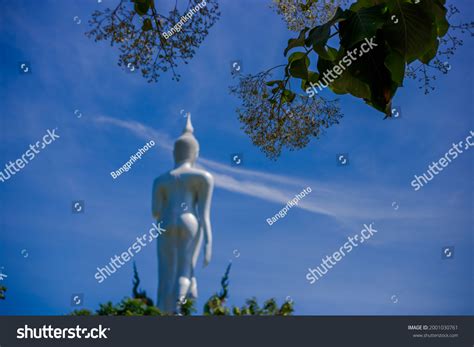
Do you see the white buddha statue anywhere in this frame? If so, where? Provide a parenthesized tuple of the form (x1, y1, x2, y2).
(152, 115, 214, 313)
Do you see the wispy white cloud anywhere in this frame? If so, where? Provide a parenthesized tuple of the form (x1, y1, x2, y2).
(94, 115, 174, 150)
(91, 115, 444, 222)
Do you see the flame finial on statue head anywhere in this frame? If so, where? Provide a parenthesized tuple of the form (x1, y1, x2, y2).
(174, 113, 199, 165)
(183, 113, 194, 134)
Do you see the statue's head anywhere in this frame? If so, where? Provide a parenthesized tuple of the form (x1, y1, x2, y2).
(173, 114, 199, 165)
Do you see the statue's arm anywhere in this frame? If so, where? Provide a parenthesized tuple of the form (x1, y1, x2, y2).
(151, 178, 162, 220)
(197, 174, 214, 267)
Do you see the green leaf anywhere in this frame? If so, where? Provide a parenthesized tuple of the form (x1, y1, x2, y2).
(282, 89, 296, 103)
(382, 1, 437, 63)
(431, 0, 449, 37)
(349, 0, 384, 11)
(266, 80, 283, 87)
(417, 0, 449, 37)
(312, 45, 339, 61)
(301, 71, 320, 90)
(419, 38, 439, 64)
(288, 52, 310, 80)
(348, 40, 396, 113)
(384, 49, 405, 86)
(288, 52, 306, 63)
(284, 29, 307, 56)
(305, 7, 346, 49)
(271, 86, 280, 94)
(317, 57, 371, 99)
(134, 1, 150, 16)
(305, 24, 331, 48)
(339, 5, 387, 48)
(317, 32, 395, 114)
(288, 0, 451, 116)
(142, 18, 153, 31)
(326, 46, 340, 60)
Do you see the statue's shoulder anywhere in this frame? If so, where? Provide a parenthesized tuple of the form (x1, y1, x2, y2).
(153, 172, 172, 185)
(191, 168, 213, 184)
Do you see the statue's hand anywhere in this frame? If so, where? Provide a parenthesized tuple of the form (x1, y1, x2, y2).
(204, 243, 212, 267)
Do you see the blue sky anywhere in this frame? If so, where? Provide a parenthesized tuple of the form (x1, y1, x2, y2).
(0, 0, 472, 315)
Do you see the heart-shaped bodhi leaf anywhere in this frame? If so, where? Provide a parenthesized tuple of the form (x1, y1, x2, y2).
(288, 52, 310, 80)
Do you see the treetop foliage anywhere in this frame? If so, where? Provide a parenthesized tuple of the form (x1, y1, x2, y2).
(233, 0, 473, 159)
(283, 0, 451, 114)
(85, 0, 472, 159)
(0, 285, 6, 300)
(86, 0, 220, 82)
(271, 0, 350, 32)
(70, 263, 294, 316)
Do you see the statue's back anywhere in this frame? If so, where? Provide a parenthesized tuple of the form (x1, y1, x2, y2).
(154, 168, 211, 228)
